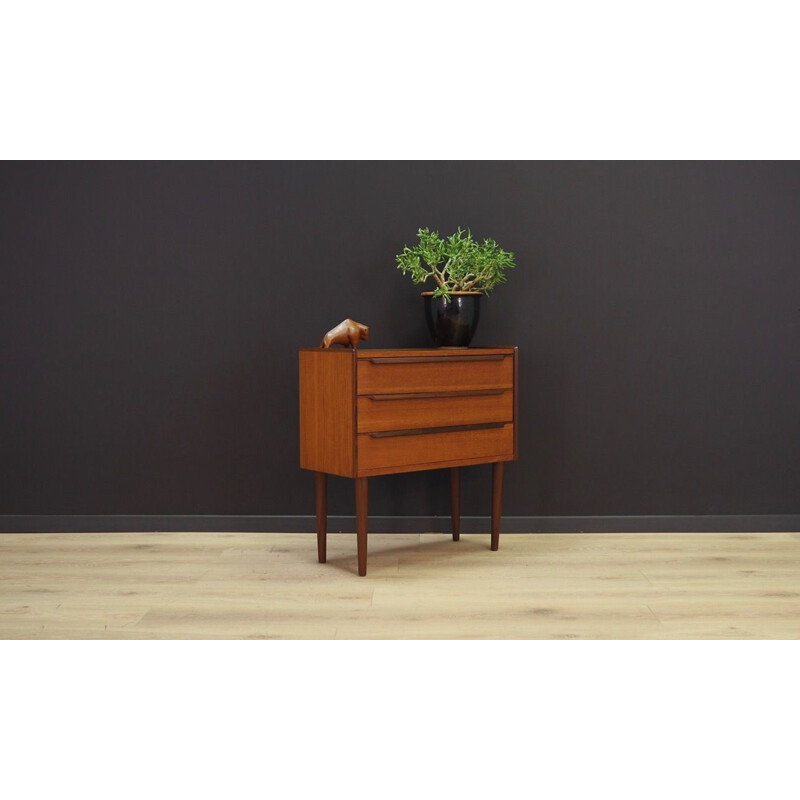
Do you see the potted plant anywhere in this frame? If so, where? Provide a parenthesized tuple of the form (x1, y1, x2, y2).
(395, 227, 516, 346)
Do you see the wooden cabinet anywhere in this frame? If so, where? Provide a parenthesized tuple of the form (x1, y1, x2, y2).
(299, 347, 518, 575)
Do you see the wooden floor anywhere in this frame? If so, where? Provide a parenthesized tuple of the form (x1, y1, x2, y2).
(1, 531, 799, 639)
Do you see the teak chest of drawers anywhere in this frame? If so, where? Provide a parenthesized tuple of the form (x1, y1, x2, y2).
(299, 347, 518, 575)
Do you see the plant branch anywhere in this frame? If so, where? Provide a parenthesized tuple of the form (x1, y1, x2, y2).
(396, 227, 515, 298)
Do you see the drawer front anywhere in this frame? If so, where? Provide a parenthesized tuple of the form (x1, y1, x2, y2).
(357, 354, 512, 395)
(357, 389, 512, 433)
(358, 423, 514, 473)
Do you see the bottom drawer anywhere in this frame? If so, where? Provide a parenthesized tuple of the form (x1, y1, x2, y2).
(357, 423, 514, 474)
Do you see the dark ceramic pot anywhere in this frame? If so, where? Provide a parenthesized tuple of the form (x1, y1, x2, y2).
(423, 291, 482, 347)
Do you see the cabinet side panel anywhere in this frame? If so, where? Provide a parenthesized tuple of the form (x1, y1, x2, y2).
(299, 349, 355, 477)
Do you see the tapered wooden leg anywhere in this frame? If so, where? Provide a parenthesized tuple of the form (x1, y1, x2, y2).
(491, 461, 505, 551)
(315, 471, 327, 563)
(355, 477, 368, 576)
(450, 467, 460, 542)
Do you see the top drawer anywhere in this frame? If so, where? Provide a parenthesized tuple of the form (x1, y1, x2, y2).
(357, 353, 513, 395)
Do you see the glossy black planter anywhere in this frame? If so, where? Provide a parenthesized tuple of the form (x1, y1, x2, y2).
(423, 292, 482, 347)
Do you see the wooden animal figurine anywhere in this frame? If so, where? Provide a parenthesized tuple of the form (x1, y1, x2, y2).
(320, 319, 369, 349)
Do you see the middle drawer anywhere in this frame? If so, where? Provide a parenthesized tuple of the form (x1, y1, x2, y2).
(357, 389, 513, 433)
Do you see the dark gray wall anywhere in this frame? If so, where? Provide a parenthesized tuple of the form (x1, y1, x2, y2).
(1, 162, 799, 526)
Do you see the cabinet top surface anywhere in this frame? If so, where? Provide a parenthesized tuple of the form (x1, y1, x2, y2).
(299, 347, 516, 357)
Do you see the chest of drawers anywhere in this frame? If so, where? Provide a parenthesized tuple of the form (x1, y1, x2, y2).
(299, 347, 518, 575)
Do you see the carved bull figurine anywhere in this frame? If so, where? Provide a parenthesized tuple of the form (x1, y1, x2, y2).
(320, 319, 370, 350)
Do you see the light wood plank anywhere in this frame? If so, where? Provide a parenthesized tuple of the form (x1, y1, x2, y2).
(0, 531, 798, 639)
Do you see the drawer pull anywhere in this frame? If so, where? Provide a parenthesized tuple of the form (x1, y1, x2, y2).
(369, 422, 506, 438)
(365, 355, 506, 364)
(365, 389, 506, 401)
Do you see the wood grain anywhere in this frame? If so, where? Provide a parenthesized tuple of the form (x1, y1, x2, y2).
(315, 471, 326, 563)
(355, 478, 368, 577)
(354, 348, 515, 359)
(491, 461, 504, 551)
(300, 346, 517, 574)
(357, 423, 514, 474)
(357, 353, 513, 395)
(1, 532, 798, 639)
(357, 389, 512, 433)
(299, 348, 355, 477)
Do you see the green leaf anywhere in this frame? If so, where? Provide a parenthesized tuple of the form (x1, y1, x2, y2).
(395, 226, 516, 295)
